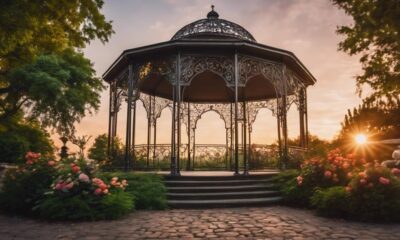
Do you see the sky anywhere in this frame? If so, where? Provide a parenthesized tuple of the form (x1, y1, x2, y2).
(54, 0, 365, 153)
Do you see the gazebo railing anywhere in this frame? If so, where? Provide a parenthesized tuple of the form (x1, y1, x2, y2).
(110, 144, 307, 170)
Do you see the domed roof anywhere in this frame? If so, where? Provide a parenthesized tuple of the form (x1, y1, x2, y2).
(171, 5, 256, 42)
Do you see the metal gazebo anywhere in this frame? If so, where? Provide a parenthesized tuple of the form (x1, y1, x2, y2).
(103, 6, 316, 175)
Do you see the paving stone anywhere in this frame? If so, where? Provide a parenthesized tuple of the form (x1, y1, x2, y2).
(0, 207, 399, 239)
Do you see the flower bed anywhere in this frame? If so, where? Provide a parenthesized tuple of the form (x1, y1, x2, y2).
(0, 152, 134, 220)
(275, 148, 400, 222)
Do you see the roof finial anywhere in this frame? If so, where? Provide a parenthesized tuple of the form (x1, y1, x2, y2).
(207, 4, 219, 19)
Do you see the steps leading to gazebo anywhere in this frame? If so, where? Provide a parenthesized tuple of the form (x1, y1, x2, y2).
(164, 172, 282, 208)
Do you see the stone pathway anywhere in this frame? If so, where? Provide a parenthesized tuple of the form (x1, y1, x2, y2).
(0, 206, 399, 239)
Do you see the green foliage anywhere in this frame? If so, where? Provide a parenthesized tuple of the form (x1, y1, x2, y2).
(88, 134, 108, 162)
(311, 186, 351, 218)
(34, 190, 134, 221)
(332, 0, 400, 104)
(98, 172, 168, 210)
(3, 49, 105, 136)
(274, 170, 314, 208)
(0, 154, 56, 214)
(0, 0, 113, 135)
(0, 118, 54, 163)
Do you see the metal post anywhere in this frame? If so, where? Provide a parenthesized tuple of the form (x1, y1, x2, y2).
(234, 51, 239, 175)
(177, 52, 182, 174)
(187, 102, 191, 170)
(305, 88, 309, 148)
(282, 95, 289, 169)
(248, 111, 252, 170)
(153, 115, 157, 169)
(299, 89, 305, 148)
(230, 103, 234, 170)
(107, 82, 113, 156)
(193, 129, 196, 170)
(243, 101, 249, 175)
(124, 64, 134, 172)
(132, 100, 136, 169)
(170, 82, 177, 175)
(146, 95, 152, 168)
(277, 99, 283, 163)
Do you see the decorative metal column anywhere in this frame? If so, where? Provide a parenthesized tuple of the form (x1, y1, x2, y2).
(146, 95, 152, 168)
(153, 96, 157, 168)
(176, 53, 182, 175)
(234, 51, 240, 175)
(186, 102, 191, 170)
(243, 101, 249, 175)
(299, 88, 306, 148)
(124, 64, 134, 171)
(132, 100, 136, 167)
(107, 82, 113, 156)
(304, 88, 309, 148)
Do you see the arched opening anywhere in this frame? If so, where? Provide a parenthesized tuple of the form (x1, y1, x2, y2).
(244, 75, 277, 101)
(183, 71, 233, 102)
(193, 110, 228, 170)
(250, 108, 279, 169)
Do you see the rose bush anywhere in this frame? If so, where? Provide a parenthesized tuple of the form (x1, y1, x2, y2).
(0, 152, 134, 220)
(0, 152, 57, 214)
(276, 148, 400, 221)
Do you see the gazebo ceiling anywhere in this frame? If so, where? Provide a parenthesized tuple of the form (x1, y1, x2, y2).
(103, 6, 316, 103)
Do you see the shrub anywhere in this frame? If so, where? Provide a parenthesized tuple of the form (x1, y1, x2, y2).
(33, 160, 133, 220)
(274, 170, 313, 207)
(344, 165, 400, 222)
(98, 172, 167, 210)
(311, 186, 351, 218)
(0, 152, 134, 220)
(0, 152, 57, 214)
(34, 189, 133, 220)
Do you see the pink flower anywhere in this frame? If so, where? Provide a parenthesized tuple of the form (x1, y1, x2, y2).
(112, 177, 118, 182)
(347, 172, 353, 178)
(94, 188, 102, 195)
(65, 182, 74, 190)
(342, 162, 350, 169)
(25, 152, 41, 161)
(103, 189, 109, 194)
(26, 160, 34, 165)
(367, 183, 374, 188)
(358, 171, 366, 178)
(379, 177, 390, 185)
(55, 182, 64, 190)
(78, 173, 90, 183)
(324, 170, 332, 179)
(345, 186, 352, 192)
(48, 161, 55, 166)
(296, 176, 303, 186)
(360, 178, 367, 185)
(391, 168, 400, 175)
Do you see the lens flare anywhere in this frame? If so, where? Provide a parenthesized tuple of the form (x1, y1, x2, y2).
(355, 134, 367, 145)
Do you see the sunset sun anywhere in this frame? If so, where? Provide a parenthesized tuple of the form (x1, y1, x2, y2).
(355, 133, 367, 145)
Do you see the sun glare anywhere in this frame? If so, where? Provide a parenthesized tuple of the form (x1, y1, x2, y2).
(355, 134, 367, 145)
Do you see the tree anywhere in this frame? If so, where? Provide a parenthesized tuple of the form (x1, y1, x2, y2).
(88, 134, 108, 161)
(0, 114, 54, 163)
(88, 134, 124, 170)
(0, 0, 113, 135)
(332, 0, 400, 105)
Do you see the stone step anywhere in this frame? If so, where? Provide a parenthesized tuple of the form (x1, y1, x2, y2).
(164, 179, 274, 187)
(166, 184, 277, 193)
(164, 173, 278, 181)
(167, 190, 280, 200)
(168, 196, 283, 208)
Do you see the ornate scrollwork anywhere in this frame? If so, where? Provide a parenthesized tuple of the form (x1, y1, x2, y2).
(247, 100, 278, 132)
(171, 18, 256, 42)
(138, 56, 177, 85)
(180, 55, 234, 86)
(238, 55, 282, 90)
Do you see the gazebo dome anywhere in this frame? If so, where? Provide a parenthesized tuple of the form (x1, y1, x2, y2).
(171, 5, 256, 42)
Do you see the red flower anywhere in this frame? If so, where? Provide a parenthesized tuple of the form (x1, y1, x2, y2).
(72, 165, 80, 173)
(324, 170, 332, 179)
(360, 178, 367, 185)
(391, 168, 400, 175)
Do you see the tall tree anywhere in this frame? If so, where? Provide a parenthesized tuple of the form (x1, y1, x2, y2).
(0, 0, 113, 135)
(332, 0, 400, 104)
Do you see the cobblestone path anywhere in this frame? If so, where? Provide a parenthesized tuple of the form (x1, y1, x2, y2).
(0, 206, 399, 239)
